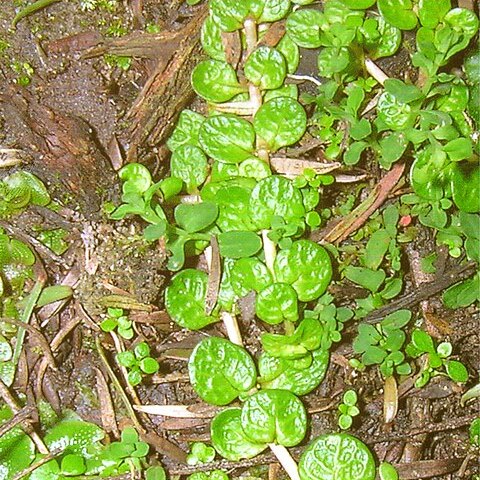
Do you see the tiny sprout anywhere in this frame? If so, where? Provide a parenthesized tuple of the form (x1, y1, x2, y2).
(187, 442, 216, 466)
(116, 341, 159, 386)
(100, 307, 134, 339)
(338, 389, 360, 430)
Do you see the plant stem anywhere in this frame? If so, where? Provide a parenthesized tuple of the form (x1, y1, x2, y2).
(221, 311, 243, 346)
(365, 58, 389, 85)
(262, 230, 276, 278)
(268, 443, 301, 480)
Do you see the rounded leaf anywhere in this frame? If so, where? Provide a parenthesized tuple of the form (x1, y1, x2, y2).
(286, 9, 325, 48)
(451, 163, 480, 213)
(254, 98, 307, 152)
(209, 0, 250, 31)
(167, 109, 205, 152)
(244, 47, 286, 90)
(192, 60, 245, 103)
(299, 433, 376, 480)
(218, 231, 262, 259)
(241, 390, 307, 446)
(274, 240, 332, 301)
(174, 202, 219, 233)
(249, 176, 305, 230)
(445, 360, 468, 383)
(259, 348, 329, 395)
(211, 408, 268, 460)
(189, 337, 257, 405)
(256, 283, 299, 324)
(230, 257, 273, 297)
(119, 163, 152, 194)
(377, 92, 414, 131)
(250, 0, 291, 23)
(171, 145, 208, 192)
(165, 269, 218, 330)
(201, 16, 226, 61)
(377, 0, 417, 30)
(277, 33, 300, 73)
(199, 114, 255, 163)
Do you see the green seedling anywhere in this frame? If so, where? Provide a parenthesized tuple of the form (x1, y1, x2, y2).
(36, 228, 69, 255)
(100, 307, 134, 339)
(338, 390, 360, 430)
(116, 341, 159, 386)
(406, 329, 469, 387)
(187, 442, 216, 466)
(379, 462, 399, 480)
(299, 433, 375, 480)
(470, 418, 480, 447)
(0, 170, 50, 218)
(353, 310, 412, 377)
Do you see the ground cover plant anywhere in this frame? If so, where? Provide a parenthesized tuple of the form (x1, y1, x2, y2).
(0, 0, 479, 479)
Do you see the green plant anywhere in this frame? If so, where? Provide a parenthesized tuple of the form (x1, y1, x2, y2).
(338, 390, 360, 430)
(0, 170, 50, 218)
(187, 442, 216, 466)
(107, 0, 479, 478)
(116, 341, 159, 386)
(100, 307, 134, 339)
(470, 418, 480, 447)
(36, 228, 69, 255)
(406, 329, 469, 387)
(378, 462, 399, 480)
(353, 310, 412, 378)
(188, 471, 229, 480)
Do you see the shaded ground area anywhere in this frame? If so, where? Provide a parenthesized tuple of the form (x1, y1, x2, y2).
(0, 1, 479, 479)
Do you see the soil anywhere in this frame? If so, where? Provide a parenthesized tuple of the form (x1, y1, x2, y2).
(0, 1, 479, 480)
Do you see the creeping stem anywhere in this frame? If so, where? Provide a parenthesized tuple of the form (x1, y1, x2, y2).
(268, 443, 301, 480)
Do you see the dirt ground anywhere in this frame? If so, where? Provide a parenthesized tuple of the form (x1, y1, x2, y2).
(0, 1, 479, 479)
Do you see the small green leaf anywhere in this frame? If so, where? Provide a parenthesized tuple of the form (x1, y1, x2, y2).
(189, 337, 257, 405)
(244, 47, 286, 90)
(140, 357, 159, 374)
(230, 257, 273, 297)
(117, 351, 136, 368)
(211, 408, 267, 461)
(218, 231, 262, 259)
(445, 360, 468, 382)
(201, 16, 226, 61)
(377, 0, 417, 30)
(299, 433, 375, 480)
(379, 462, 399, 480)
(469, 418, 480, 446)
(384, 79, 424, 103)
(411, 329, 435, 354)
(254, 98, 307, 152)
(61, 454, 86, 475)
(199, 114, 255, 163)
(241, 390, 307, 446)
(192, 60, 245, 103)
(344, 266, 385, 292)
(174, 202, 218, 233)
(338, 413, 353, 430)
(209, 0, 250, 31)
(343, 390, 357, 406)
(451, 163, 480, 213)
(250, 0, 291, 23)
(363, 229, 391, 270)
(171, 145, 208, 192)
(167, 109, 205, 152)
(145, 466, 167, 480)
(444, 137, 473, 162)
(286, 9, 325, 48)
(256, 283, 299, 325)
(165, 269, 218, 330)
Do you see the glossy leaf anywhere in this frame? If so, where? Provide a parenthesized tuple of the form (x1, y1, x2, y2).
(256, 283, 299, 325)
(241, 390, 307, 446)
(218, 231, 262, 258)
(377, 0, 417, 30)
(244, 47, 286, 90)
(189, 337, 257, 405)
(199, 114, 255, 163)
(250, 0, 291, 23)
(201, 16, 226, 61)
(192, 60, 245, 103)
(249, 176, 305, 230)
(258, 348, 329, 395)
(366, 16, 401, 59)
(170, 145, 208, 192)
(445, 360, 469, 382)
(167, 110, 205, 152)
(277, 33, 300, 73)
(174, 202, 218, 233)
(274, 240, 332, 301)
(230, 257, 273, 297)
(299, 433, 376, 480)
(209, 0, 250, 31)
(377, 92, 415, 130)
(418, 0, 450, 28)
(211, 408, 267, 460)
(451, 163, 480, 213)
(165, 269, 218, 330)
(286, 9, 325, 48)
(254, 97, 307, 152)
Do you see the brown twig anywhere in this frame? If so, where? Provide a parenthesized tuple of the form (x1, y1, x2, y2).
(0, 405, 34, 437)
(12, 449, 63, 480)
(364, 261, 477, 324)
(1, 317, 56, 369)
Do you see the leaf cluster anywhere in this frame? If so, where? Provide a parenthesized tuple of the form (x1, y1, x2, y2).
(116, 341, 159, 386)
